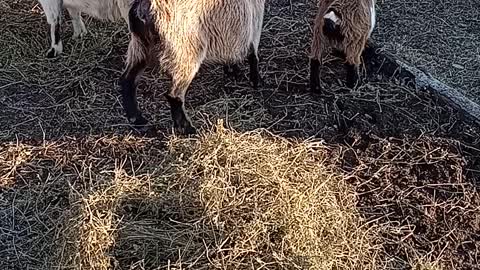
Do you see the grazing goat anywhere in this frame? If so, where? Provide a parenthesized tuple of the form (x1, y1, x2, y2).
(120, 0, 266, 135)
(310, 0, 376, 92)
(37, 0, 131, 58)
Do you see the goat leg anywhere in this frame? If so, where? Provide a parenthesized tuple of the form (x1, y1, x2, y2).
(345, 63, 360, 89)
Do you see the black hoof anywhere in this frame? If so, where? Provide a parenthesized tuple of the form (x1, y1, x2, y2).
(250, 72, 261, 89)
(183, 125, 197, 135)
(310, 73, 324, 94)
(310, 79, 322, 93)
(345, 64, 360, 89)
(129, 116, 158, 136)
(346, 77, 359, 89)
(46, 48, 57, 58)
(129, 114, 148, 129)
(175, 123, 197, 136)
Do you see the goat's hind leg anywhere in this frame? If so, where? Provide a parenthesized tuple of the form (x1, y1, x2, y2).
(38, 0, 63, 57)
(119, 0, 154, 131)
(248, 44, 261, 89)
(120, 37, 149, 130)
(345, 38, 368, 89)
(166, 64, 201, 135)
(67, 8, 87, 39)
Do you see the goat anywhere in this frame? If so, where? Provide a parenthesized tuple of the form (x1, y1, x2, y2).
(309, 0, 376, 92)
(37, 0, 132, 58)
(120, 0, 266, 135)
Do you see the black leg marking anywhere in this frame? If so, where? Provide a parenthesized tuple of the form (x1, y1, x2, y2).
(310, 58, 322, 93)
(54, 22, 61, 44)
(346, 63, 360, 89)
(165, 94, 197, 135)
(248, 45, 260, 89)
(47, 22, 61, 58)
(119, 60, 148, 130)
(46, 48, 56, 58)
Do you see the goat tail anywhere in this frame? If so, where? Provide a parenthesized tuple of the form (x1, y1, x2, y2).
(323, 18, 336, 35)
(128, 0, 154, 34)
(322, 9, 341, 40)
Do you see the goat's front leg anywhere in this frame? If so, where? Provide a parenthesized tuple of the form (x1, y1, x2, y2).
(119, 37, 149, 130)
(309, 57, 322, 93)
(38, 0, 63, 57)
(345, 63, 360, 89)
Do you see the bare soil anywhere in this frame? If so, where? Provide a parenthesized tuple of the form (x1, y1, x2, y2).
(374, 0, 480, 103)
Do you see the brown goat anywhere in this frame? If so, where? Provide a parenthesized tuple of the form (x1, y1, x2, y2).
(310, 0, 376, 92)
(119, 0, 266, 135)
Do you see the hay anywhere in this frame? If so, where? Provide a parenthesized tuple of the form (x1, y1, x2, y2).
(412, 259, 443, 270)
(162, 121, 380, 269)
(0, 123, 380, 269)
(0, 122, 380, 270)
(111, 121, 381, 269)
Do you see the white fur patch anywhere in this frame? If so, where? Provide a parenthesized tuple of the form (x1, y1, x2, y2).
(324, 11, 340, 24)
(368, 4, 376, 37)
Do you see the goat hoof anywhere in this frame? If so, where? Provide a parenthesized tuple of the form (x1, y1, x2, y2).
(250, 73, 262, 89)
(346, 70, 360, 89)
(310, 80, 322, 93)
(346, 79, 358, 89)
(251, 78, 262, 89)
(175, 122, 197, 136)
(180, 125, 197, 136)
(72, 30, 87, 39)
(310, 85, 322, 93)
(46, 48, 58, 58)
(183, 125, 197, 135)
(129, 114, 148, 129)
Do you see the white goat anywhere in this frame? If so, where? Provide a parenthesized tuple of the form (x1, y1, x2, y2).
(37, 0, 131, 57)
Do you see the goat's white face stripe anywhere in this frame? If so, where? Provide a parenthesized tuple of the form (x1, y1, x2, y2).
(368, 4, 376, 37)
(324, 11, 340, 24)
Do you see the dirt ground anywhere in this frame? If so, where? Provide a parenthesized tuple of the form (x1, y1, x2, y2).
(0, 0, 479, 269)
(374, 0, 480, 103)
